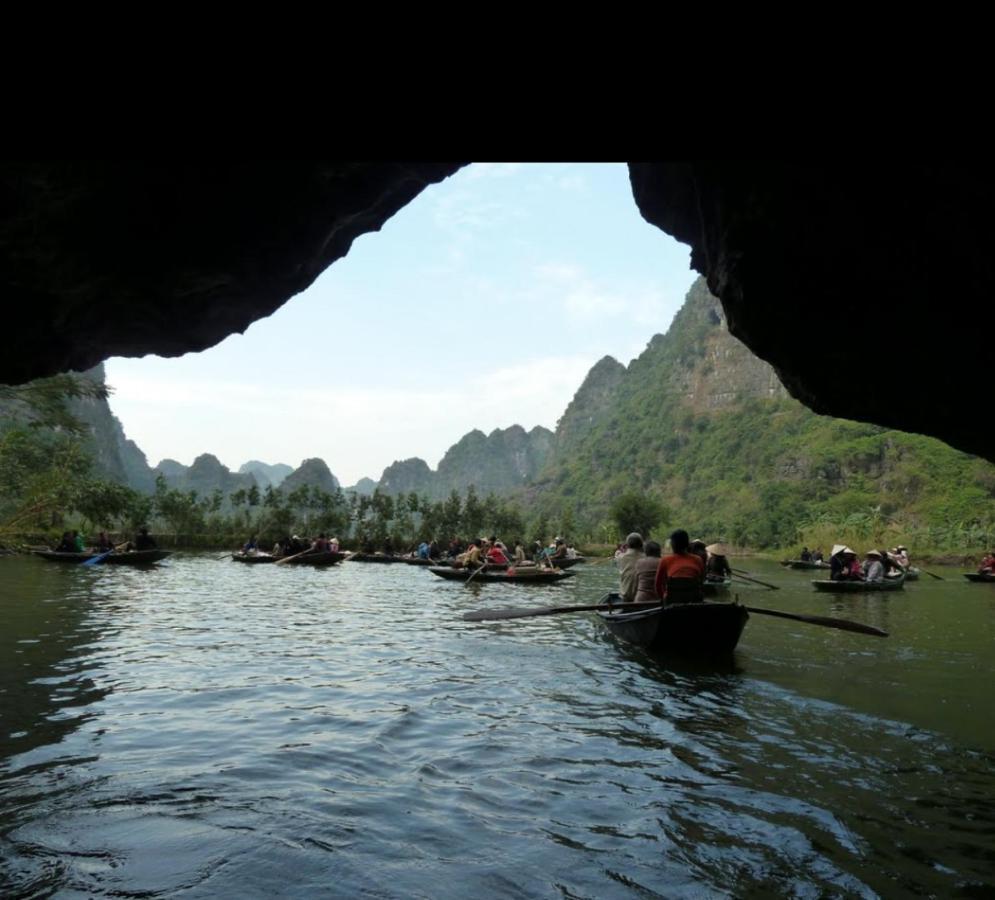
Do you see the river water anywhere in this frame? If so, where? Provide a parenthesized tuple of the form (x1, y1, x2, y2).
(1, 554, 993, 898)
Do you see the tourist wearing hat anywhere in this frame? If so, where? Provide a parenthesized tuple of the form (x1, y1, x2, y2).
(831, 547, 862, 581)
(618, 532, 645, 603)
(705, 543, 732, 579)
(863, 550, 885, 583)
(829, 544, 849, 581)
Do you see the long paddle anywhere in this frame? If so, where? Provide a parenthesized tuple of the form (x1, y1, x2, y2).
(732, 572, 780, 590)
(464, 598, 887, 637)
(464, 599, 661, 621)
(274, 547, 315, 566)
(81, 549, 114, 567)
(921, 569, 944, 581)
(743, 605, 888, 637)
(465, 560, 488, 585)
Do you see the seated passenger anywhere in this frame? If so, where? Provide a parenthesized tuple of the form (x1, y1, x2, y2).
(134, 527, 157, 551)
(486, 543, 509, 565)
(655, 530, 705, 604)
(863, 550, 884, 582)
(633, 540, 662, 603)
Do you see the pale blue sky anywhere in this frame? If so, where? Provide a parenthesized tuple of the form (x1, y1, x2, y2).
(106, 163, 697, 486)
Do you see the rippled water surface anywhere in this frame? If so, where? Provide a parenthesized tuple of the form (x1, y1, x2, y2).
(1, 554, 994, 897)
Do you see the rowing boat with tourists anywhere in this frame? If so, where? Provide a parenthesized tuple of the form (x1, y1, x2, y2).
(464, 528, 887, 652)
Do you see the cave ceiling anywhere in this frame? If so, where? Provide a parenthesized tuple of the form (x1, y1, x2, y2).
(2, 161, 991, 461)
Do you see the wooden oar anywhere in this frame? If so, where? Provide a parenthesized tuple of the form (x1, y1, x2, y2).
(743, 605, 888, 637)
(732, 572, 780, 590)
(464, 599, 661, 622)
(274, 547, 315, 566)
(464, 598, 887, 637)
(921, 569, 944, 581)
(465, 561, 488, 585)
(81, 549, 115, 567)
(217, 551, 235, 561)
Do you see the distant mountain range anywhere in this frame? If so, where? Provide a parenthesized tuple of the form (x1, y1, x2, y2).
(44, 277, 995, 545)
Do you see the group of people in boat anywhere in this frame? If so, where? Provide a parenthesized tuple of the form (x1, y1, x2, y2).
(828, 544, 909, 582)
(55, 528, 157, 554)
(977, 552, 995, 574)
(446, 536, 577, 569)
(240, 534, 340, 557)
(798, 547, 825, 563)
(616, 531, 732, 604)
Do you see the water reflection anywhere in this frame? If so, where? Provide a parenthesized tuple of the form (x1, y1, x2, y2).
(0, 554, 992, 896)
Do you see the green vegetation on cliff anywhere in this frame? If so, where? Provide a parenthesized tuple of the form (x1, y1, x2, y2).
(531, 279, 995, 552)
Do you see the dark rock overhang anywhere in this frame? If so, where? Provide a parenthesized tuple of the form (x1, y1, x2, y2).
(628, 162, 994, 461)
(1, 161, 466, 383)
(2, 161, 991, 461)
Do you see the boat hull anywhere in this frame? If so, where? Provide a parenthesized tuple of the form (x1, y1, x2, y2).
(702, 578, 732, 596)
(781, 560, 830, 570)
(348, 553, 410, 564)
(963, 572, 995, 583)
(232, 553, 277, 564)
(812, 575, 905, 592)
(34, 550, 172, 566)
(599, 602, 748, 654)
(282, 551, 345, 567)
(427, 566, 574, 584)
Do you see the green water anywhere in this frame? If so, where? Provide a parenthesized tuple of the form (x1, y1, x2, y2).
(1, 554, 993, 897)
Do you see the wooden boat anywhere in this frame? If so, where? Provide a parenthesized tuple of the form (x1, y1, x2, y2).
(598, 600, 749, 654)
(963, 572, 995, 583)
(781, 559, 830, 570)
(348, 553, 410, 564)
(402, 557, 442, 566)
(812, 573, 906, 592)
(702, 577, 732, 596)
(427, 565, 574, 584)
(231, 552, 277, 564)
(280, 550, 346, 567)
(904, 567, 920, 581)
(34, 549, 173, 566)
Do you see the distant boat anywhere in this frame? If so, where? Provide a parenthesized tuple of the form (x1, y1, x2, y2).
(781, 559, 830, 570)
(428, 565, 574, 584)
(812, 574, 906, 592)
(348, 553, 410, 564)
(963, 572, 995, 583)
(231, 553, 277, 564)
(34, 549, 172, 566)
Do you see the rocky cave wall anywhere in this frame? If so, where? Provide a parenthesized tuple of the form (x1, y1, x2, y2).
(2, 160, 992, 462)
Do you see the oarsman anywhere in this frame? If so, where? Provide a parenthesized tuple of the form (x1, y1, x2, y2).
(133, 527, 157, 551)
(460, 540, 484, 569)
(800, 547, 812, 562)
(705, 543, 732, 580)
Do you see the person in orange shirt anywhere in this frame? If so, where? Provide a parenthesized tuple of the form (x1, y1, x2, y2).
(655, 529, 705, 604)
